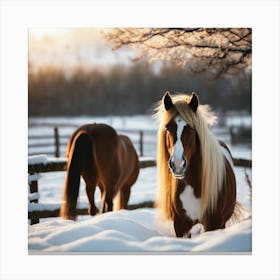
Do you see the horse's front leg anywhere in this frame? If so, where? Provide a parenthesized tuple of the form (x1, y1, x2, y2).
(174, 213, 194, 238)
(203, 213, 225, 232)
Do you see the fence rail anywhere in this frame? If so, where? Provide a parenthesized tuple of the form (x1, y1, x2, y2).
(28, 157, 157, 174)
(28, 157, 251, 175)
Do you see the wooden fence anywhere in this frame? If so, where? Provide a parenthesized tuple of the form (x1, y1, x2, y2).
(28, 157, 156, 225)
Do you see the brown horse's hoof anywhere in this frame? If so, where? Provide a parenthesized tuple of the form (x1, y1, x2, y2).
(88, 207, 99, 216)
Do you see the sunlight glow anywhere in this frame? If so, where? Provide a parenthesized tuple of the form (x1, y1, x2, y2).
(28, 28, 135, 73)
(29, 28, 68, 39)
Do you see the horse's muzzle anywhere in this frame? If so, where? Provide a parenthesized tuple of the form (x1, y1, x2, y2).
(168, 157, 187, 179)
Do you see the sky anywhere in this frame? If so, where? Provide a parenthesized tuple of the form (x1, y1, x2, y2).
(28, 28, 136, 72)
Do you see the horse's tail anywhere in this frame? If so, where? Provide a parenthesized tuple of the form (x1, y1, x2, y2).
(227, 201, 248, 226)
(60, 131, 92, 220)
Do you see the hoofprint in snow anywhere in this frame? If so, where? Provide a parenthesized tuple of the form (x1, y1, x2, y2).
(28, 164, 252, 253)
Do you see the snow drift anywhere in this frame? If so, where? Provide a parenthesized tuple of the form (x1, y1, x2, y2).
(29, 209, 251, 253)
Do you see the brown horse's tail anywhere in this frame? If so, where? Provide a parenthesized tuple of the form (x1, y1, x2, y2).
(60, 131, 92, 220)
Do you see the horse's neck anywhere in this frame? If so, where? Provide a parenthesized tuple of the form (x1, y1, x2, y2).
(184, 151, 202, 198)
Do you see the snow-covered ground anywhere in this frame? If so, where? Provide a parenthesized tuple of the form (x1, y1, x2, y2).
(29, 208, 251, 253)
(28, 164, 252, 253)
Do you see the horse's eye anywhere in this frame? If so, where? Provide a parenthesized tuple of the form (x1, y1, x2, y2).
(165, 125, 168, 131)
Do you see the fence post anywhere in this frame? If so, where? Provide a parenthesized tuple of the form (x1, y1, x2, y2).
(29, 173, 39, 225)
(54, 126, 60, 158)
(139, 130, 143, 157)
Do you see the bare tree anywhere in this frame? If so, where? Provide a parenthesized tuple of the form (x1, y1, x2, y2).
(105, 28, 252, 78)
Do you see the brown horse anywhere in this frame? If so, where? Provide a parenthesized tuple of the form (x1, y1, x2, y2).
(154, 92, 239, 237)
(60, 123, 139, 220)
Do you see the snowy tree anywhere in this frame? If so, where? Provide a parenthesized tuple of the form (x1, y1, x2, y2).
(105, 28, 252, 78)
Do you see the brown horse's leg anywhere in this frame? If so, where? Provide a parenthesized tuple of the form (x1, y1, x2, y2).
(82, 169, 98, 216)
(174, 214, 194, 238)
(99, 185, 114, 213)
(100, 193, 113, 213)
(85, 184, 98, 216)
(104, 192, 114, 212)
(100, 178, 118, 212)
(115, 187, 130, 210)
(99, 190, 105, 214)
(118, 187, 131, 210)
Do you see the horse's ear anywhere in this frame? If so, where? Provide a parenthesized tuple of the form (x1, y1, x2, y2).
(189, 92, 199, 113)
(163, 91, 174, 111)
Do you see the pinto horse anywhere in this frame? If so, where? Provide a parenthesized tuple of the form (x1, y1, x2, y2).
(155, 92, 239, 237)
(60, 123, 139, 220)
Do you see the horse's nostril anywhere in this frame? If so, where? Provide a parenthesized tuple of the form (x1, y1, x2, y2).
(168, 159, 174, 170)
(182, 158, 186, 168)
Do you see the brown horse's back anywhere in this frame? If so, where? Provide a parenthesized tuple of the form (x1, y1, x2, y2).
(60, 123, 139, 220)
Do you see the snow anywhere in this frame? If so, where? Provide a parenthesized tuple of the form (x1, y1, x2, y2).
(28, 192, 40, 202)
(29, 208, 251, 253)
(28, 154, 66, 165)
(28, 165, 252, 253)
(28, 173, 41, 183)
(28, 154, 48, 164)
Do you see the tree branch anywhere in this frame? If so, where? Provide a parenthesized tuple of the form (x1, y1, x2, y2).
(105, 28, 252, 77)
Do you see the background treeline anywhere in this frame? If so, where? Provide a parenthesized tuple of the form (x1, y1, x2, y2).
(28, 62, 251, 116)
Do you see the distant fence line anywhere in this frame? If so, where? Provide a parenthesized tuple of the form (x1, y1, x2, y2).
(28, 123, 251, 158)
(29, 124, 154, 158)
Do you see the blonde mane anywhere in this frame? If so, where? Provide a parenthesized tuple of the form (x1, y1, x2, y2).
(154, 93, 226, 221)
